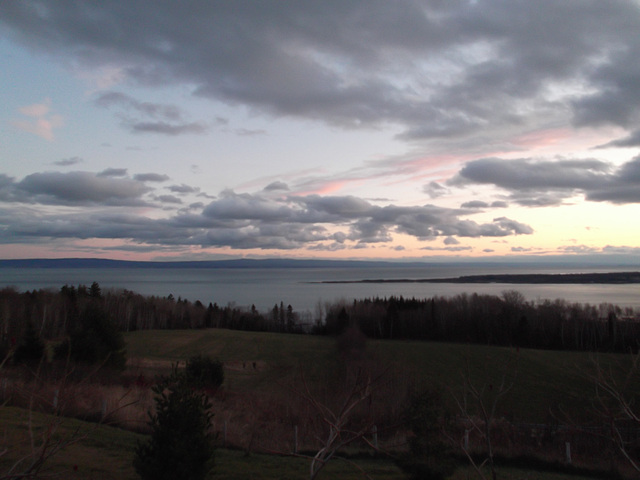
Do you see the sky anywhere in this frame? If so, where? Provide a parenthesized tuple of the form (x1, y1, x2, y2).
(1, 0, 640, 263)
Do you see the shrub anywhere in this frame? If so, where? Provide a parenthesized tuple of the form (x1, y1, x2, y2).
(134, 369, 214, 480)
(397, 388, 456, 480)
(184, 354, 224, 390)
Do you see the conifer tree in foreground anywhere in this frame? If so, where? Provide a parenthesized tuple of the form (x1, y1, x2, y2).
(134, 368, 215, 480)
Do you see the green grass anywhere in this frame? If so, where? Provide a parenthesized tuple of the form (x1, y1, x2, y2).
(2, 329, 625, 479)
(124, 328, 628, 422)
(0, 406, 145, 479)
(0, 405, 605, 480)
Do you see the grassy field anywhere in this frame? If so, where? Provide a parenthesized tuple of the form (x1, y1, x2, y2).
(2, 328, 637, 479)
(124, 328, 624, 422)
(0, 407, 609, 480)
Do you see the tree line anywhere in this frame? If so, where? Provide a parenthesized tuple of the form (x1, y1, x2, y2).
(325, 291, 640, 352)
(1, 283, 639, 362)
(0, 282, 305, 364)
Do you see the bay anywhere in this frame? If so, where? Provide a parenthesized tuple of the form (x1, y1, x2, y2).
(1, 264, 639, 313)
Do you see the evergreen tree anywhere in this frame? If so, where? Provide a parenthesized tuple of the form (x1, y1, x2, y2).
(134, 369, 214, 480)
(56, 301, 126, 370)
(13, 320, 45, 365)
(397, 389, 456, 480)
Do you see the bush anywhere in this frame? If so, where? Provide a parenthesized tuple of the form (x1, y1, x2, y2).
(134, 369, 215, 480)
(184, 354, 224, 390)
(397, 388, 456, 480)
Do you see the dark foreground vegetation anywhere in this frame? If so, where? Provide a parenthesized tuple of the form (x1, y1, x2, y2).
(1, 281, 640, 479)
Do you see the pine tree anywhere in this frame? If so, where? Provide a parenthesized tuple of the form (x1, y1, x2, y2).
(134, 369, 214, 480)
(13, 320, 45, 365)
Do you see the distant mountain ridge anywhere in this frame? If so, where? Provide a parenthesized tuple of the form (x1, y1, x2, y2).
(0, 257, 424, 269)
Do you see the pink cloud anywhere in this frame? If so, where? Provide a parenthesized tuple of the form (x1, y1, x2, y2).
(295, 180, 349, 196)
(12, 99, 63, 140)
(511, 128, 571, 149)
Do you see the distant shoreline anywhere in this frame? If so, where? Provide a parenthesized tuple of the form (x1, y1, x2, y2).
(319, 272, 640, 285)
(2, 259, 640, 285)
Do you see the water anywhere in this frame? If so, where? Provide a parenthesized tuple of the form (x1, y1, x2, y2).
(1, 264, 639, 313)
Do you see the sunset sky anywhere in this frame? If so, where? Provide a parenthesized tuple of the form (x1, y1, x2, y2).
(1, 1, 640, 263)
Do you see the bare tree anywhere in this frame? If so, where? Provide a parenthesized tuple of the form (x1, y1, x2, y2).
(290, 366, 385, 480)
(450, 351, 519, 480)
(0, 353, 135, 479)
(586, 352, 640, 473)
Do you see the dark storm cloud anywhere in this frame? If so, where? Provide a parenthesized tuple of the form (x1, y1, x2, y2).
(452, 155, 640, 206)
(2, 1, 639, 141)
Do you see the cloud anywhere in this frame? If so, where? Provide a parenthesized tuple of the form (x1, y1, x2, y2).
(94, 91, 208, 135)
(460, 200, 489, 209)
(155, 194, 182, 204)
(571, 40, 640, 128)
(453, 157, 611, 191)
(169, 184, 199, 194)
(130, 121, 208, 135)
(95, 92, 182, 120)
(97, 168, 128, 177)
(602, 245, 640, 255)
(234, 128, 267, 137)
(421, 245, 473, 252)
(53, 156, 83, 166)
(596, 129, 640, 148)
(263, 181, 289, 192)
(3, 2, 640, 143)
(11, 98, 63, 140)
(460, 200, 508, 209)
(3, 171, 151, 206)
(559, 245, 600, 254)
(134, 173, 170, 182)
(511, 247, 534, 252)
(452, 155, 640, 205)
(0, 184, 534, 250)
(423, 181, 448, 199)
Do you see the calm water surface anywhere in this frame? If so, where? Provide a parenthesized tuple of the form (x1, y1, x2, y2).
(1, 265, 639, 312)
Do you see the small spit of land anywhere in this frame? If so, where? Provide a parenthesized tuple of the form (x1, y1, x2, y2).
(321, 271, 640, 284)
